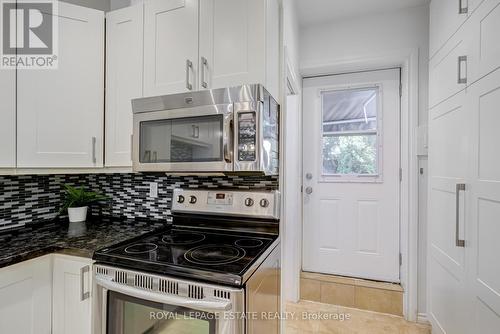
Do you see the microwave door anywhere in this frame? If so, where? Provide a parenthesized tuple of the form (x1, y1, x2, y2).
(133, 104, 233, 173)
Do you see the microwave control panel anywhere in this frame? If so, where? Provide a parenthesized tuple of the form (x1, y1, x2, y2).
(237, 112, 256, 161)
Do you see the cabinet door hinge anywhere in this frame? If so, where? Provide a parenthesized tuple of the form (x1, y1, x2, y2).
(399, 83, 403, 97)
(399, 253, 403, 266)
(399, 168, 403, 182)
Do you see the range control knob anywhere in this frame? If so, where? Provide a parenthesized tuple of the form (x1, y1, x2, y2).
(176, 195, 185, 203)
(259, 198, 270, 208)
(189, 195, 197, 204)
(244, 198, 254, 207)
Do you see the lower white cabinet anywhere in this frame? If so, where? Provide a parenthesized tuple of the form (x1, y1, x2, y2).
(52, 255, 93, 334)
(0, 256, 52, 334)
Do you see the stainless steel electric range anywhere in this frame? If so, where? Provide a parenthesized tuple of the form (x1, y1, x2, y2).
(92, 189, 281, 334)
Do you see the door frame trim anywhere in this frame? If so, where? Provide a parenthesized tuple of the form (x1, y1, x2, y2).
(300, 48, 420, 321)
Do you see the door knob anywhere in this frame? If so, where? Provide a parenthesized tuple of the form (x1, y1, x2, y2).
(306, 173, 313, 180)
(305, 187, 313, 194)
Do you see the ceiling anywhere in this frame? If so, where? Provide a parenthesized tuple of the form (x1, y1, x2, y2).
(296, 0, 429, 27)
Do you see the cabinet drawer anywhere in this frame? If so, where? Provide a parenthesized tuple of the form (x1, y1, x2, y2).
(429, 23, 472, 108)
(468, 0, 500, 83)
(430, 0, 485, 58)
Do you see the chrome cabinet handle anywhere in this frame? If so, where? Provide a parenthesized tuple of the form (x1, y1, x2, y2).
(92, 137, 97, 163)
(80, 265, 91, 301)
(192, 125, 199, 138)
(458, 56, 467, 84)
(459, 0, 468, 14)
(456, 183, 466, 247)
(186, 59, 193, 90)
(201, 56, 208, 88)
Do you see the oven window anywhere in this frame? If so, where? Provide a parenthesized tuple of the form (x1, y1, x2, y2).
(107, 291, 216, 334)
(139, 115, 223, 163)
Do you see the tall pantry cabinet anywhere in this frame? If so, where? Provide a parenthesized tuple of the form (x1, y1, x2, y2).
(427, 0, 500, 333)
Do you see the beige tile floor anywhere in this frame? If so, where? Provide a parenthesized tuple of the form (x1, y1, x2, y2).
(285, 301, 431, 334)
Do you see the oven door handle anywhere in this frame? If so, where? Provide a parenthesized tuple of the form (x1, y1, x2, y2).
(96, 277, 233, 312)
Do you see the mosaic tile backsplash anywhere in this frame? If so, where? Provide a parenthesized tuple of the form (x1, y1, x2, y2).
(0, 173, 279, 230)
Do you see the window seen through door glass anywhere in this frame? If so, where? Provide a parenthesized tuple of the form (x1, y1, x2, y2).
(321, 88, 379, 175)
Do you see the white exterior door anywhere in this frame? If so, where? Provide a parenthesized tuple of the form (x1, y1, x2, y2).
(16, 2, 104, 168)
(143, 0, 199, 97)
(105, 4, 144, 167)
(302, 69, 401, 282)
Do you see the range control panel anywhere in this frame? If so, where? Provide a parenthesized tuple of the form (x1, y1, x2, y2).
(172, 189, 280, 220)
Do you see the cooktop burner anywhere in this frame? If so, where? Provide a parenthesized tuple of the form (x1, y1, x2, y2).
(124, 243, 158, 254)
(94, 227, 277, 286)
(185, 244, 246, 265)
(235, 239, 264, 248)
(161, 232, 206, 245)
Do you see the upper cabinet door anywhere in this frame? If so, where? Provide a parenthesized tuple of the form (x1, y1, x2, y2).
(143, 0, 199, 97)
(199, 0, 267, 91)
(17, 2, 105, 168)
(0, 67, 16, 168)
(105, 4, 144, 167)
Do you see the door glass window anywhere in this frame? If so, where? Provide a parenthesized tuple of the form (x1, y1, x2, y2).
(139, 115, 223, 163)
(321, 87, 380, 176)
(107, 291, 216, 334)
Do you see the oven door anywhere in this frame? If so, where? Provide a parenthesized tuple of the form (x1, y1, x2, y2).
(132, 104, 233, 172)
(93, 270, 244, 334)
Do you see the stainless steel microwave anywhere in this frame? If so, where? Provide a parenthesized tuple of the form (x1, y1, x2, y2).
(131, 84, 279, 175)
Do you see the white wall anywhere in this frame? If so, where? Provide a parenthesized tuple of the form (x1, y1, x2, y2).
(298, 4, 430, 314)
(281, 0, 303, 303)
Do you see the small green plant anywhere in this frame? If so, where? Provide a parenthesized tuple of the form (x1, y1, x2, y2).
(59, 184, 109, 214)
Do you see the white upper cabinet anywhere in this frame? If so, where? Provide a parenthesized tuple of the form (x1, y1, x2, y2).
(199, 0, 280, 99)
(0, 67, 16, 168)
(106, 4, 144, 167)
(17, 2, 104, 168)
(143, 0, 199, 97)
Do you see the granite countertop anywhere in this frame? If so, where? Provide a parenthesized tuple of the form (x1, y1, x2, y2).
(0, 216, 167, 269)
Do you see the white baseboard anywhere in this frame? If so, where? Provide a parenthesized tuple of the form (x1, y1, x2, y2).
(417, 313, 430, 325)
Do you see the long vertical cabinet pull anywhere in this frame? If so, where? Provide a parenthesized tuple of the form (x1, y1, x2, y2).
(201, 57, 208, 88)
(80, 265, 91, 301)
(458, 56, 468, 84)
(92, 137, 97, 163)
(186, 59, 193, 90)
(459, 0, 468, 14)
(456, 183, 466, 247)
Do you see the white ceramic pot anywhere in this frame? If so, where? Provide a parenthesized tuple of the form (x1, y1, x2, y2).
(68, 206, 88, 223)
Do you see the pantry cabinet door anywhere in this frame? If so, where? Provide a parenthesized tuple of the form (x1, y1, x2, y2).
(52, 255, 93, 334)
(143, 0, 199, 97)
(105, 4, 144, 167)
(427, 90, 471, 334)
(0, 67, 16, 167)
(0, 256, 52, 334)
(466, 67, 500, 334)
(199, 0, 267, 91)
(17, 2, 104, 168)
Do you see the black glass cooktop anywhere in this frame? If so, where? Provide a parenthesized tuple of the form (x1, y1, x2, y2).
(93, 227, 277, 286)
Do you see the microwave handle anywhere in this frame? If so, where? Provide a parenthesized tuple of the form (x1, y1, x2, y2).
(224, 119, 233, 163)
(96, 276, 232, 312)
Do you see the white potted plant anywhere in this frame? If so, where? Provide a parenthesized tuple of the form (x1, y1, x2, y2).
(60, 184, 109, 223)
